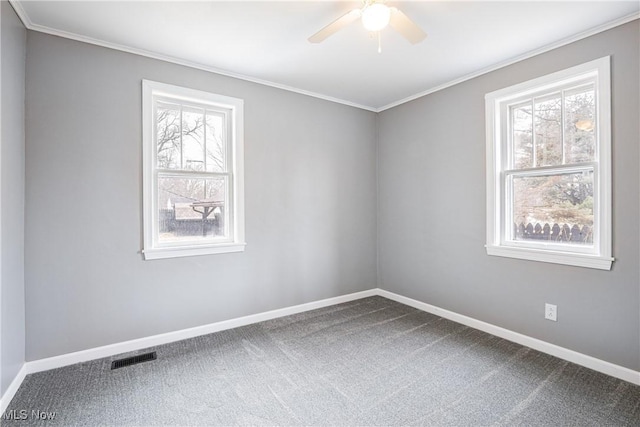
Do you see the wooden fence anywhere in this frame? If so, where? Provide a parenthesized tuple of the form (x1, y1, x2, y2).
(159, 208, 223, 237)
(514, 222, 592, 244)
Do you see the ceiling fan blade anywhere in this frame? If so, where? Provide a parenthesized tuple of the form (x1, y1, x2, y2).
(308, 9, 362, 43)
(389, 7, 427, 44)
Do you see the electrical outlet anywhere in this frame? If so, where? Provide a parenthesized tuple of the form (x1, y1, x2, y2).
(545, 303, 557, 321)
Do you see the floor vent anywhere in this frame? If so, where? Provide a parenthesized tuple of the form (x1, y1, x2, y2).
(111, 351, 157, 370)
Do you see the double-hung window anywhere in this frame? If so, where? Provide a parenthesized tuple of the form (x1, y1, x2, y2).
(485, 57, 612, 270)
(142, 80, 245, 260)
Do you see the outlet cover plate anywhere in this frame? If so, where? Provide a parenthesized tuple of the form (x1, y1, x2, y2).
(545, 303, 557, 321)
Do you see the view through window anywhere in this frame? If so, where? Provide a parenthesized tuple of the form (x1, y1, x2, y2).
(485, 57, 612, 269)
(142, 81, 245, 259)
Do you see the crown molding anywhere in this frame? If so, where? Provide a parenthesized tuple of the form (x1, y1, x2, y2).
(8, 0, 32, 28)
(7, 0, 376, 112)
(6, 2, 639, 113)
(377, 11, 640, 112)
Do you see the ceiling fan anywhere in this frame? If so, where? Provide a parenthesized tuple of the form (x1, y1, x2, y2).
(308, 0, 427, 51)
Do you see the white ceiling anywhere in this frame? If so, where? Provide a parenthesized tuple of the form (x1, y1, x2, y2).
(12, 1, 640, 111)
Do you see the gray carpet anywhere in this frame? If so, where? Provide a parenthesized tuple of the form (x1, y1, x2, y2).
(3, 296, 639, 426)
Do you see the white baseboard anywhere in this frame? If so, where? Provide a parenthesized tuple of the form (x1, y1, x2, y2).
(3, 286, 638, 413)
(377, 289, 640, 386)
(25, 289, 378, 375)
(0, 363, 27, 415)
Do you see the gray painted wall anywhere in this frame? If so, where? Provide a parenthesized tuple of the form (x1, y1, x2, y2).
(378, 21, 639, 371)
(25, 32, 377, 360)
(18, 18, 640, 373)
(1, 1, 26, 396)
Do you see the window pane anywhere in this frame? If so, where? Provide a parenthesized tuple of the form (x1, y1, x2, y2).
(511, 170, 594, 244)
(182, 107, 206, 171)
(158, 176, 228, 243)
(512, 103, 533, 169)
(156, 102, 181, 169)
(564, 84, 596, 164)
(534, 93, 562, 167)
(205, 111, 226, 173)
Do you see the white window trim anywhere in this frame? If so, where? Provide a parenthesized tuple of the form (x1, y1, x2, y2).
(142, 80, 245, 260)
(485, 57, 612, 270)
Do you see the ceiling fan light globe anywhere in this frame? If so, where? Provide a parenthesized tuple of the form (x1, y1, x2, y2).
(362, 4, 391, 32)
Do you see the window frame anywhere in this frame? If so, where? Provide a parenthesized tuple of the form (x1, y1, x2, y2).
(142, 80, 245, 260)
(485, 57, 612, 270)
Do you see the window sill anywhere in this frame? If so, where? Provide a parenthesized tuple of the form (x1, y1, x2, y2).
(486, 245, 613, 270)
(143, 242, 246, 260)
